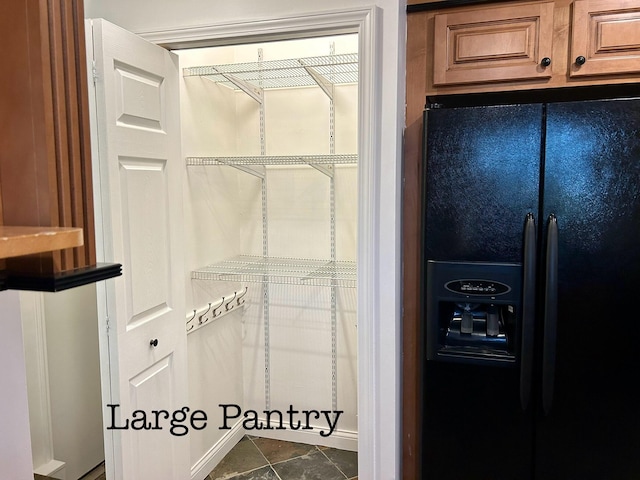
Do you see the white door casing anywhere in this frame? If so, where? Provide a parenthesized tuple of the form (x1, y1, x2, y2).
(88, 19, 189, 480)
(141, 8, 382, 478)
(88, 7, 385, 479)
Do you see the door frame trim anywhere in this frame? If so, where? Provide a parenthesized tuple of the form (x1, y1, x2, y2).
(138, 6, 382, 479)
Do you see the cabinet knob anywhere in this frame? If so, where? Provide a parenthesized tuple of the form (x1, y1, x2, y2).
(540, 57, 551, 67)
(150, 338, 159, 347)
(575, 56, 586, 66)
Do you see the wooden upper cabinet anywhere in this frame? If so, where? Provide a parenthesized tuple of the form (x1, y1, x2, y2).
(433, 2, 555, 86)
(417, 0, 640, 95)
(570, 0, 640, 77)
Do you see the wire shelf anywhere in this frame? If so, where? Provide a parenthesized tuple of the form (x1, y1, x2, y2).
(192, 255, 357, 288)
(183, 53, 359, 90)
(186, 154, 358, 167)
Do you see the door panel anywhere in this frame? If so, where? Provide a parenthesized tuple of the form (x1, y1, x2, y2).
(422, 362, 534, 480)
(422, 104, 542, 479)
(538, 98, 640, 479)
(114, 64, 165, 130)
(119, 158, 171, 323)
(432, 2, 554, 86)
(128, 355, 179, 479)
(424, 104, 542, 263)
(570, 0, 640, 77)
(89, 19, 188, 479)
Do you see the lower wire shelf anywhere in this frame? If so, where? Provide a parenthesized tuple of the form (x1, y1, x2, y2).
(192, 255, 357, 288)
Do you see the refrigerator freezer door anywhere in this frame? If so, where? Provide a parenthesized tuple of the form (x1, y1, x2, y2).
(422, 104, 542, 479)
(538, 98, 640, 479)
(423, 104, 542, 264)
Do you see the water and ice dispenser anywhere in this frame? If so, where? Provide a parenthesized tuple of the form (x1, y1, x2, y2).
(425, 261, 522, 366)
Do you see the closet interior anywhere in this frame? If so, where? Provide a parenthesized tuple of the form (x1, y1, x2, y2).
(176, 33, 359, 466)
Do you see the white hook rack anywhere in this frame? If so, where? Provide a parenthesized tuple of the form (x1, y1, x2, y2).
(185, 287, 248, 335)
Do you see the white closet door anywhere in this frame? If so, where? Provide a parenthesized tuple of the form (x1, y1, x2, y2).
(89, 19, 189, 480)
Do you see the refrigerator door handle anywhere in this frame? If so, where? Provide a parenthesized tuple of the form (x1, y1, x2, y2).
(520, 213, 536, 411)
(542, 214, 559, 415)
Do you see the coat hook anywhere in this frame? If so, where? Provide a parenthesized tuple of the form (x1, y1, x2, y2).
(212, 297, 225, 318)
(187, 309, 196, 325)
(236, 287, 248, 306)
(187, 324, 194, 332)
(225, 292, 237, 311)
(199, 303, 212, 324)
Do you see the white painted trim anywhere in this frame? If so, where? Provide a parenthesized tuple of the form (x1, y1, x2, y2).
(85, 19, 117, 480)
(250, 425, 358, 452)
(0, 290, 36, 479)
(33, 459, 66, 479)
(354, 9, 381, 480)
(138, 8, 373, 48)
(190, 420, 245, 480)
(20, 291, 67, 477)
(19, 292, 53, 461)
(142, 6, 381, 479)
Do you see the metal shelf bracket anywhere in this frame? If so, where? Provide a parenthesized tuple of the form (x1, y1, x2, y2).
(301, 64, 334, 100)
(221, 73, 264, 104)
(309, 163, 334, 177)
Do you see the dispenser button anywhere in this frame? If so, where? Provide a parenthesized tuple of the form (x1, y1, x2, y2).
(486, 306, 499, 337)
(461, 310, 474, 334)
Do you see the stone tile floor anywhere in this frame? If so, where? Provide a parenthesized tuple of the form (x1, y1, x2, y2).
(34, 437, 357, 480)
(208, 436, 358, 480)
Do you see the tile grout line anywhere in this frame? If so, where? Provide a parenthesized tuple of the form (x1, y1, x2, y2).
(317, 446, 350, 479)
(209, 436, 273, 480)
(212, 436, 356, 480)
(248, 435, 284, 480)
(218, 465, 256, 480)
(250, 436, 320, 469)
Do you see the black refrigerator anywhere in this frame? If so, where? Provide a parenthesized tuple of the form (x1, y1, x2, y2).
(421, 97, 640, 479)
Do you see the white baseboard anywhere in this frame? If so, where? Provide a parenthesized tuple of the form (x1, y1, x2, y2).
(190, 420, 245, 480)
(34, 459, 66, 479)
(250, 421, 358, 452)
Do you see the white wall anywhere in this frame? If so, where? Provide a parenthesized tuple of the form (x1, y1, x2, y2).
(20, 286, 104, 480)
(43, 285, 105, 480)
(178, 44, 247, 470)
(84, 1, 405, 478)
(178, 34, 359, 467)
(0, 290, 34, 480)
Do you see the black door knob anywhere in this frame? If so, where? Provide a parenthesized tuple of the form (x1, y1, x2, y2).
(150, 338, 159, 347)
(540, 57, 551, 67)
(575, 55, 586, 66)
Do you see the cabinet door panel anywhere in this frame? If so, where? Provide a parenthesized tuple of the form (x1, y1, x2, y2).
(570, 0, 640, 77)
(433, 2, 554, 86)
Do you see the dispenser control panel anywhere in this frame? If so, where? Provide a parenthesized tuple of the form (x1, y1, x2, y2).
(426, 261, 522, 366)
(445, 279, 511, 296)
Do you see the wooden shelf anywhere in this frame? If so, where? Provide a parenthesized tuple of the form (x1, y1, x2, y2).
(0, 226, 83, 260)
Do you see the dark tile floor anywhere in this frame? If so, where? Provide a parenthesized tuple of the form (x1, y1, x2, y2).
(33, 438, 356, 480)
(208, 436, 358, 480)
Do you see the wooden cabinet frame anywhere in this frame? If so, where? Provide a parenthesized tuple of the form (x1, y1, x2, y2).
(402, 10, 430, 480)
(1, 0, 97, 278)
(411, 0, 640, 97)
